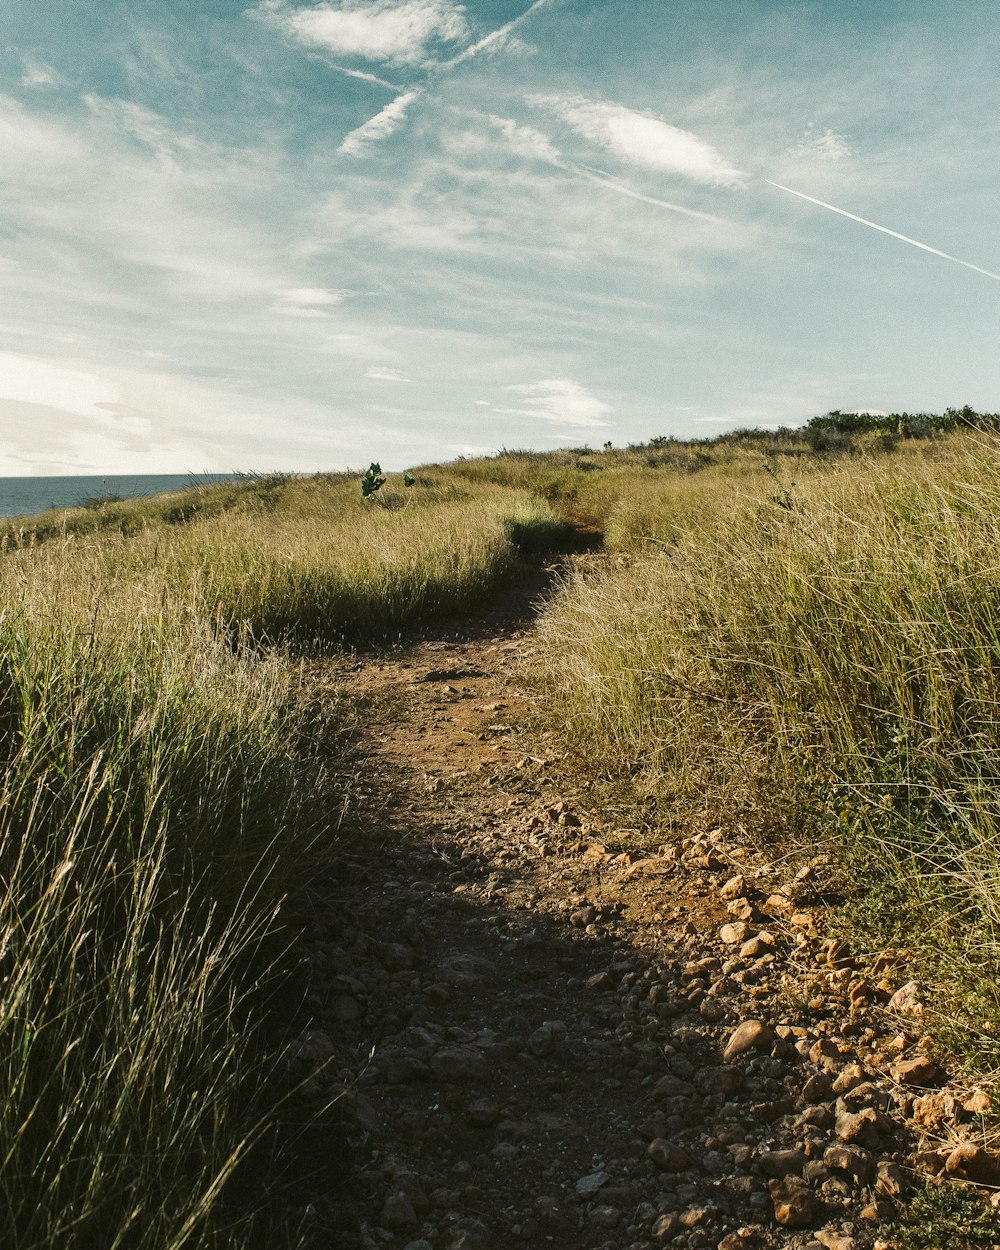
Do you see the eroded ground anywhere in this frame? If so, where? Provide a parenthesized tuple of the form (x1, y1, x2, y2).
(292, 563, 998, 1250)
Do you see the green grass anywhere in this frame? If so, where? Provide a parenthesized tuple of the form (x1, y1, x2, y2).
(0, 467, 571, 1247)
(4, 416, 1000, 1245)
(884, 1182, 1000, 1249)
(532, 430, 1000, 1063)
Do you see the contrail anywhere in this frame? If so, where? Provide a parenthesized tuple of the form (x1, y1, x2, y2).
(766, 179, 1000, 284)
(441, 0, 554, 69)
(577, 165, 725, 223)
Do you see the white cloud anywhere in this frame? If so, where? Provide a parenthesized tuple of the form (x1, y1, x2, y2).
(0, 352, 121, 419)
(253, 0, 467, 66)
(498, 377, 612, 428)
(21, 58, 63, 90)
(527, 93, 747, 187)
(339, 89, 420, 156)
(485, 114, 561, 163)
(788, 126, 853, 161)
(366, 365, 411, 381)
(274, 287, 350, 315)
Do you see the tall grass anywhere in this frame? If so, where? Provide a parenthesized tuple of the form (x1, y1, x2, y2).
(0, 471, 571, 1246)
(536, 434, 1000, 1052)
(0, 558, 304, 1248)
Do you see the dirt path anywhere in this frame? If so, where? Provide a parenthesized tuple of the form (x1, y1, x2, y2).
(295, 562, 994, 1250)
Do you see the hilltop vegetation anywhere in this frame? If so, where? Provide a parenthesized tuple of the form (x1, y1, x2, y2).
(1, 407, 998, 1246)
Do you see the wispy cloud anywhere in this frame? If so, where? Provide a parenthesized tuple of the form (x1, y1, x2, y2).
(21, 58, 63, 90)
(497, 377, 612, 428)
(273, 287, 350, 316)
(528, 93, 747, 188)
(339, 88, 420, 155)
(483, 113, 561, 163)
(366, 365, 411, 381)
(250, 0, 467, 67)
(787, 126, 852, 161)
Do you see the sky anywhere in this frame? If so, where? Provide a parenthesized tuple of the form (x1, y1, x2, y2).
(1, 0, 999, 474)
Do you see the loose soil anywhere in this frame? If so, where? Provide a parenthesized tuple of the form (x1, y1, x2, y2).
(292, 559, 997, 1250)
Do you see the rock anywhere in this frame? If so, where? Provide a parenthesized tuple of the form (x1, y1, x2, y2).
(527, 1020, 566, 1057)
(759, 1149, 807, 1178)
(430, 1046, 487, 1082)
(723, 1020, 774, 1061)
(963, 1089, 991, 1115)
(887, 980, 922, 1014)
(944, 1142, 1000, 1186)
(832, 1064, 866, 1094)
(586, 971, 615, 991)
(835, 1107, 888, 1148)
(717, 1234, 756, 1250)
(769, 1175, 818, 1227)
(815, 1231, 855, 1250)
(727, 897, 756, 921)
(700, 998, 726, 1023)
(720, 875, 746, 899)
(381, 1192, 418, 1230)
(679, 1205, 710, 1227)
(571, 906, 597, 927)
(402, 1241, 434, 1250)
(463, 1098, 501, 1127)
(875, 1160, 906, 1197)
(647, 1139, 691, 1172)
(809, 1038, 843, 1069)
(740, 935, 773, 959)
(890, 1055, 941, 1087)
(802, 1072, 834, 1103)
(823, 1144, 875, 1185)
(446, 1220, 491, 1250)
(652, 1213, 682, 1241)
(585, 1204, 620, 1229)
(331, 994, 363, 1022)
(720, 922, 749, 945)
(910, 1090, 962, 1128)
(371, 940, 416, 971)
(575, 1170, 610, 1198)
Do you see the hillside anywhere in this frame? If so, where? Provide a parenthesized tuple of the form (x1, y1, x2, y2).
(0, 414, 998, 1249)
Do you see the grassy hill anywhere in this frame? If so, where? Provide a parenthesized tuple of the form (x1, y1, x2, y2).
(1, 410, 998, 1245)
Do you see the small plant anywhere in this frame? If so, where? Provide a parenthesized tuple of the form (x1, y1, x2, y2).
(403, 473, 416, 488)
(361, 462, 386, 499)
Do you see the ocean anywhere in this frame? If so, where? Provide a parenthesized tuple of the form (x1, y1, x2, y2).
(0, 474, 242, 521)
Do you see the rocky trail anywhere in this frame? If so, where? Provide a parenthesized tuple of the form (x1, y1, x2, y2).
(292, 558, 1000, 1250)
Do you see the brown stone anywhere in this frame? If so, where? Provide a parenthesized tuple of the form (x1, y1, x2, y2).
(723, 1020, 774, 1061)
(647, 1138, 690, 1172)
(585, 971, 615, 992)
(768, 1175, 818, 1227)
(380, 1192, 418, 1230)
(651, 1214, 681, 1241)
(758, 1149, 807, 1179)
(720, 874, 747, 898)
(944, 1142, 1000, 1186)
(890, 1055, 941, 1087)
(875, 1160, 906, 1197)
(835, 1107, 886, 1148)
(719, 922, 749, 945)
(823, 1143, 875, 1185)
(802, 1072, 834, 1103)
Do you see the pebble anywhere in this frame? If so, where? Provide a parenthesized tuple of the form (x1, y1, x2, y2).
(769, 1175, 819, 1226)
(722, 1020, 773, 1061)
(944, 1141, 1000, 1186)
(647, 1139, 691, 1172)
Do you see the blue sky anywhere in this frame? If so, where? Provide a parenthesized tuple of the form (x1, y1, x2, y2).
(1, 0, 999, 473)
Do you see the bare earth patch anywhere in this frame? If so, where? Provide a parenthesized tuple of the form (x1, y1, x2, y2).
(293, 567, 999, 1250)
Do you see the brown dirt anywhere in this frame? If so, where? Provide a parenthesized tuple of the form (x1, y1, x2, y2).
(290, 559, 992, 1250)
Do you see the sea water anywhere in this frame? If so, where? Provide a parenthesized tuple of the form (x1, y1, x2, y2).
(0, 475, 241, 521)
